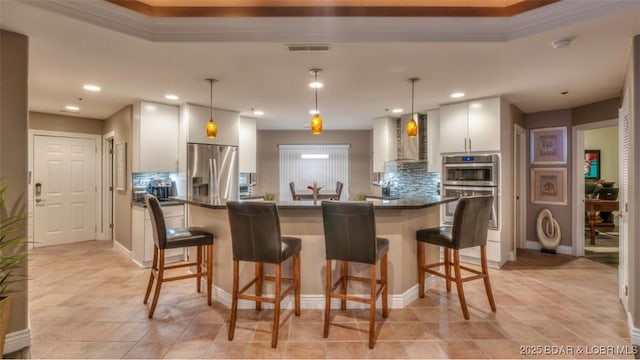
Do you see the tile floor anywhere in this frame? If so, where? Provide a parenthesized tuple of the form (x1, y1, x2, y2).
(22, 241, 632, 359)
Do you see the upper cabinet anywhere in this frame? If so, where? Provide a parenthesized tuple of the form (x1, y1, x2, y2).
(132, 101, 180, 172)
(182, 103, 240, 146)
(239, 117, 257, 173)
(439, 97, 501, 154)
(372, 116, 397, 173)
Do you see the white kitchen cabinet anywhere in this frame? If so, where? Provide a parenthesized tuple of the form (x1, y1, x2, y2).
(372, 116, 397, 173)
(239, 117, 257, 173)
(439, 97, 501, 154)
(132, 101, 180, 172)
(131, 204, 186, 267)
(182, 103, 240, 146)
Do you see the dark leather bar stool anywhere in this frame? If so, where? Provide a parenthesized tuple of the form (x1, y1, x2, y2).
(321, 201, 388, 349)
(226, 201, 301, 348)
(415, 195, 496, 320)
(143, 194, 214, 318)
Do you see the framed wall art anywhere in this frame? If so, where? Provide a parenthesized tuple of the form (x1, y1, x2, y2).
(531, 167, 567, 205)
(530, 126, 567, 164)
(584, 149, 601, 180)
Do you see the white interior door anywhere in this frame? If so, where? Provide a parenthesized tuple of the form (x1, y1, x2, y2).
(34, 135, 97, 247)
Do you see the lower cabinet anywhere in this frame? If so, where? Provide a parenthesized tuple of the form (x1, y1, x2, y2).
(132, 204, 186, 267)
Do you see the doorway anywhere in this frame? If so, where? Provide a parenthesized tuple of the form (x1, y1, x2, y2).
(104, 132, 115, 241)
(571, 119, 618, 259)
(29, 131, 101, 247)
(513, 124, 527, 257)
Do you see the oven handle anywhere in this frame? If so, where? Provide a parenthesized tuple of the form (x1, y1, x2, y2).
(443, 163, 496, 168)
(443, 185, 498, 193)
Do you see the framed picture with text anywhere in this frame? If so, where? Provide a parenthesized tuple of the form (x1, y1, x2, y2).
(531, 167, 567, 205)
(530, 126, 567, 164)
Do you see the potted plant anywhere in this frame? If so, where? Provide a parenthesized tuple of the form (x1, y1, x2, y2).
(0, 183, 28, 355)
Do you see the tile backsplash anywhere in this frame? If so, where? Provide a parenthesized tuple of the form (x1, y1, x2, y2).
(382, 161, 440, 198)
(132, 172, 181, 199)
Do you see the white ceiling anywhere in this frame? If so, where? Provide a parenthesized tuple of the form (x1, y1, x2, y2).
(1, 0, 639, 130)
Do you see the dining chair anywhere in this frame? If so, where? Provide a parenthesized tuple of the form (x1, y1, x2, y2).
(334, 181, 344, 200)
(289, 181, 299, 200)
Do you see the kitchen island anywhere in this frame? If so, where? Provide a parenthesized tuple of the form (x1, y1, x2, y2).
(171, 196, 456, 309)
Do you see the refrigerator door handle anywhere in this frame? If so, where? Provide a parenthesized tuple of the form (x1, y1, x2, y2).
(212, 158, 219, 199)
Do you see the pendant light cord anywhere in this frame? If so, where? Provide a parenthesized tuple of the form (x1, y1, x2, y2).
(314, 71, 319, 112)
(209, 80, 213, 119)
(411, 79, 415, 116)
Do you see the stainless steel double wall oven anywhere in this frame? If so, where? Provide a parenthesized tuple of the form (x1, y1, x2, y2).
(442, 154, 499, 229)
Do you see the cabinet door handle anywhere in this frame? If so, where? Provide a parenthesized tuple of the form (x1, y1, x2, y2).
(464, 138, 467, 152)
(468, 138, 472, 152)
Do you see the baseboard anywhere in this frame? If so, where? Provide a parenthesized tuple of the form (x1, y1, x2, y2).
(207, 275, 437, 310)
(112, 240, 131, 257)
(3, 328, 30, 355)
(627, 312, 640, 345)
(526, 240, 573, 255)
(95, 232, 107, 241)
(458, 255, 505, 269)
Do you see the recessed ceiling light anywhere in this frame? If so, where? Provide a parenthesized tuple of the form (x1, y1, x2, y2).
(309, 82, 323, 88)
(83, 84, 101, 92)
(391, 108, 403, 113)
(253, 110, 264, 116)
(309, 109, 319, 115)
(451, 92, 465, 98)
(165, 94, 179, 100)
(65, 105, 80, 111)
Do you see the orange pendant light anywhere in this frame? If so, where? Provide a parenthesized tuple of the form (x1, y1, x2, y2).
(205, 78, 218, 139)
(406, 77, 420, 138)
(309, 68, 323, 135)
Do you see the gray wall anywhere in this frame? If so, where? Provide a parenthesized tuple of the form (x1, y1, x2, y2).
(524, 97, 622, 248)
(254, 130, 372, 200)
(29, 111, 104, 134)
(104, 106, 133, 250)
(0, 29, 29, 344)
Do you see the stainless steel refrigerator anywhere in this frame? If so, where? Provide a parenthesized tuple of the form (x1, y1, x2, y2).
(187, 143, 239, 202)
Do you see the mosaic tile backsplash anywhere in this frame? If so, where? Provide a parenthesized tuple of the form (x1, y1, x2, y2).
(382, 161, 440, 198)
(132, 172, 181, 200)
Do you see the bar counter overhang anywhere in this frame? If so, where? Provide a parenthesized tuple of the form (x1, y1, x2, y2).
(171, 196, 457, 309)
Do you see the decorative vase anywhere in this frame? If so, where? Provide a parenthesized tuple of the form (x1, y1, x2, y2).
(313, 190, 318, 205)
(0, 296, 12, 356)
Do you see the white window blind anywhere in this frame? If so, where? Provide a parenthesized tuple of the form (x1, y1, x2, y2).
(279, 144, 350, 201)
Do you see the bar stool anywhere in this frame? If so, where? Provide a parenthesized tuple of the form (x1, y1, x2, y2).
(321, 201, 388, 349)
(143, 194, 214, 318)
(226, 201, 301, 348)
(415, 195, 496, 320)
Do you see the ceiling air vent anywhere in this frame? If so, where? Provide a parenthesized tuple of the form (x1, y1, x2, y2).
(288, 44, 330, 52)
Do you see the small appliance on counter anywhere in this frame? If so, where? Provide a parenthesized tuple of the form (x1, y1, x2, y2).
(147, 178, 176, 200)
(133, 186, 147, 202)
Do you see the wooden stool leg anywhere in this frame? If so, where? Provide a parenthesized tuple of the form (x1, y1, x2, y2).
(381, 253, 388, 318)
(255, 262, 263, 310)
(228, 260, 240, 340)
(144, 245, 158, 304)
(417, 242, 424, 298)
(452, 250, 469, 320)
(444, 248, 451, 292)
(206, 244, 213, 305)
(294, 253, 301, 316)
(323, 259, 332, 338)
(481, 245, 497, 312)
(368, 264, 376, 349)
(271, 263, 282, 348)
(148, 249, 165, 318)
(340, 261, 348, 310)
(196, 245, 202, 293)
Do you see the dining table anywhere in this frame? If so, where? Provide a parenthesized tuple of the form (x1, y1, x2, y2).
(296, 189, 339, 200)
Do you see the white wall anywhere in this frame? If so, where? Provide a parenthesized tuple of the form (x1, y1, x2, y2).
(584, 126, 619, 184)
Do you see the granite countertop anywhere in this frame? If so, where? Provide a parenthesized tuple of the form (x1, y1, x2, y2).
(364, 194, 401, 200)
(170, 195, 456, 210)
(131, 200, 185, 208)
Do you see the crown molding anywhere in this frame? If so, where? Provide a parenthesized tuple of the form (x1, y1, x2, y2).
(22, 0, 640, 43)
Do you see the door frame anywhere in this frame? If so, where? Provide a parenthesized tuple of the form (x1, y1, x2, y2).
(513, 124, 527, 252)
(28, 130, 103, 246)
(103, 131, 115, 241)
(571, 118, 617, 257)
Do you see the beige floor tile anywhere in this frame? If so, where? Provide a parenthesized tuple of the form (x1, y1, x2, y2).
(438, 340, 489, 359)
(285, 341, 326, 358)
(25, 242, 632, 359)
